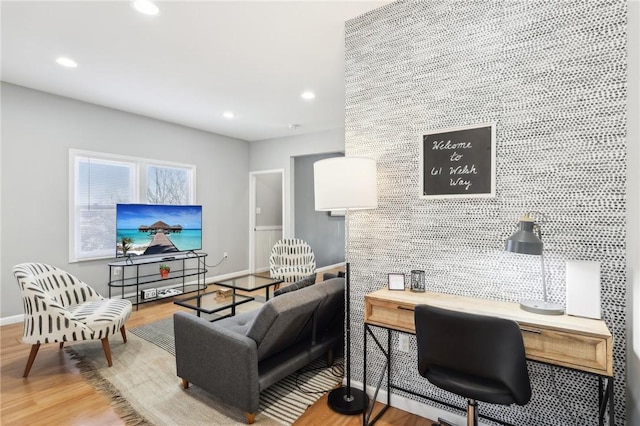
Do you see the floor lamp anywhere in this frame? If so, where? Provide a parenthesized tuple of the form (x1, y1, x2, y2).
(313, 156, 378, 415)
(505, 212, 564, 315)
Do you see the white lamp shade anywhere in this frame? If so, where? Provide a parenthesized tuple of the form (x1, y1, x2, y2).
(314, 157, 378, 211)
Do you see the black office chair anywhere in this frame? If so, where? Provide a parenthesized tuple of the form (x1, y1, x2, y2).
(415, 305, 531, 426)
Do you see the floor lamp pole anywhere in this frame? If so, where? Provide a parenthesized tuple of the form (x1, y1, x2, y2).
(327, 209, 369, 414)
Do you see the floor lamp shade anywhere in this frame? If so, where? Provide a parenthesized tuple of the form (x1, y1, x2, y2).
(314, 157, 377, 211)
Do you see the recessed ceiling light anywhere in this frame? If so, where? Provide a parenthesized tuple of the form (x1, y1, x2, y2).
(223, 111, 235, 119)
(132, 0, 159, 16)
(301, 91, 315, 100)
(56, 57, 78, 68)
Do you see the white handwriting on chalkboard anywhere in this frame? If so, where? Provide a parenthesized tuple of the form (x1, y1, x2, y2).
(450, 151, 463, 161)
(450, 177, 472, 190)
(449, 164, 477, 175)
(431, 167, 442, 175)
(432, 140, 472, 150)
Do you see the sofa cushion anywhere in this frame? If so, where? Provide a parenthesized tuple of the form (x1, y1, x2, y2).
(215, 310, 256, 335)
(273, 273, 316, 297)
(247, 284, 322, 361)
(311, 278, 345, 334)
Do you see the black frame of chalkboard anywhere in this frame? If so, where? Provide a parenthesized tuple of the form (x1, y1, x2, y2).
(419, 123, 496, 199)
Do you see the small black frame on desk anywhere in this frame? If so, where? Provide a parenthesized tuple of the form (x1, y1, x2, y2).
(388, 273, 405, 290)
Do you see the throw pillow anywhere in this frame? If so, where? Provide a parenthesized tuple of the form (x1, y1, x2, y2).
(274, 273, 317, 297)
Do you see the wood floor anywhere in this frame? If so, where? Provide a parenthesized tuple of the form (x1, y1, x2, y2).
(1, 272, 433, 425)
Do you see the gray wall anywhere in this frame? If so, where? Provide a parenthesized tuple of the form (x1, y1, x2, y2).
(249, 128, 345, 239)
(346, 1, 628, 424)
(294, 153, 345, 268)
(627, 1, 639, 424)
(1, 83, 250, 319)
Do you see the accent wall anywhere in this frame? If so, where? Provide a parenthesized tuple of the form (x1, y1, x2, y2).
(345, 1, 628, 424)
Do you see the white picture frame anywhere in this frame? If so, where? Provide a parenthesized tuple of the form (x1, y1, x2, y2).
(388, 273, 405, 291)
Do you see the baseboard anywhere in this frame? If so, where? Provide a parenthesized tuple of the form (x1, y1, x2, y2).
(317, 262, 345, 273)
(1, 313, 24, 326)
(349, 379, 475, 426)
(205, 269, 251, 284)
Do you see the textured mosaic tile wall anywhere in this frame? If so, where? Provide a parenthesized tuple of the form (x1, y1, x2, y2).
(345, 0, 627, 424)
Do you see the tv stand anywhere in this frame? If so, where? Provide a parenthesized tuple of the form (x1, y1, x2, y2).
(108, 252, 208, 309)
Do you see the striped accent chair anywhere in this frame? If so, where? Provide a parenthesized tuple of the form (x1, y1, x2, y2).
(269, 238, 316, 285)
(13, 263, 132, 378)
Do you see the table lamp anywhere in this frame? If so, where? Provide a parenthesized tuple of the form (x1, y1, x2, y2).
(314, 156, 377, 415)
(505, 213, 564, 315)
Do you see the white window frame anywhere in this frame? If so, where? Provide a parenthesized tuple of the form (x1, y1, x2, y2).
(69, 149, 197, 262)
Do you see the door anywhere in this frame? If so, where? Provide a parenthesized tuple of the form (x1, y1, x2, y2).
(249, 170, 284, 273)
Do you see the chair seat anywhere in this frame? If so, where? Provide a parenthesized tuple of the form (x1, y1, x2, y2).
(68, 298, 132, 335)
(426, 366, 516, 406)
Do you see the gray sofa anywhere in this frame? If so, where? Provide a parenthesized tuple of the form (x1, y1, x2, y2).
(173, 277, 345, 423)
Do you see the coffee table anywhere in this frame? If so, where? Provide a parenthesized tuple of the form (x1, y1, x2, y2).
(174, 274, 283, 321)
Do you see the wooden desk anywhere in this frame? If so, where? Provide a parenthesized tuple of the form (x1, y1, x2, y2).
(362, 289, 614, 426)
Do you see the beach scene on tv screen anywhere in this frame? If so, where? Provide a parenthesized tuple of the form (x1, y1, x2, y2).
(116, 204, 202, 257)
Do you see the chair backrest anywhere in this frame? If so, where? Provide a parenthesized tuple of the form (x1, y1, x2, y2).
(269, 238, 316, 270)
(13, 263, 103, 343)
(14, 263, 102, 308)
(415, 304, 531, 406)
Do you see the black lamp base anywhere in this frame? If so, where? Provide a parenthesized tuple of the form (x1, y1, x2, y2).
(327, 386, 369, 415)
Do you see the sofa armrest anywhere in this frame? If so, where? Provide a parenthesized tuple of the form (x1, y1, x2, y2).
(173, 312, 261, 414)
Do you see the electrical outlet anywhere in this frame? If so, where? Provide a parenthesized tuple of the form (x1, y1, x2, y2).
(140, 288, 157, 300)
(113, 266, 122, 276)
(223, 252, 228, 259)
(398, 334, 410, 353)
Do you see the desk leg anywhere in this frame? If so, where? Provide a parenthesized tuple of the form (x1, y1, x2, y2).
(266, 287, 270, 301)
(363, 325, 368, 426)
(363, 324, 391, 426)
(598, 377, 615, 426)
(608, 377, 614, 426)
(387, 328, 391, 407)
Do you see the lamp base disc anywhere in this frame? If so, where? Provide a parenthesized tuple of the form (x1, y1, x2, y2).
(520, 300, 564, 315)
(327, 386, 369, 415)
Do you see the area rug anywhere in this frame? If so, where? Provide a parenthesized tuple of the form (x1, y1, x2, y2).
(67, 306, 342, 425)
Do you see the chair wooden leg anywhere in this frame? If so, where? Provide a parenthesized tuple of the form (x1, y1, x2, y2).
(23, 344, 40, 378)
(246, 413, 255, 424)
(120, 325, 127, 343)
(59, 342, 64, 349)
(181, 379, 189, 389)
(101, 337, 113, 367)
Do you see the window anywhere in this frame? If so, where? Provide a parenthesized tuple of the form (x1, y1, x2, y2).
(147, 164, 192, 204)
(69, 150, 196, 262)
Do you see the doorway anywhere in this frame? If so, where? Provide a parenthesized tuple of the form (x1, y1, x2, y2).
(249, 169, 285, 273)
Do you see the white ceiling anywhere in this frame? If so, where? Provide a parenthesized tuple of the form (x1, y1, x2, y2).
(1, 1, 389, 142)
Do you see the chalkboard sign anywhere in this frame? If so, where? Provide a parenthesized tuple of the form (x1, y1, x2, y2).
(419, 123, 495, 199)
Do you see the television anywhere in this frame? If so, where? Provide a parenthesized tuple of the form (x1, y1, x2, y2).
(116, 204, 202, 258)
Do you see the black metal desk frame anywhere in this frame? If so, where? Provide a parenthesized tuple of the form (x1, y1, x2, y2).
(363, 323, 615, 426)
